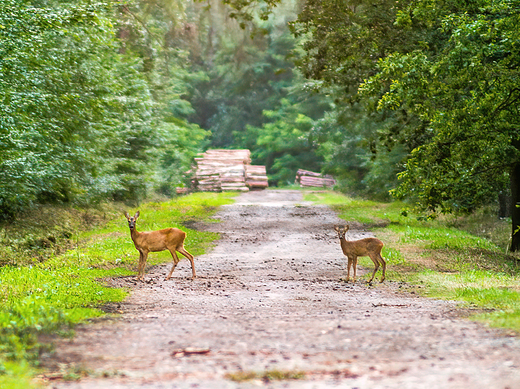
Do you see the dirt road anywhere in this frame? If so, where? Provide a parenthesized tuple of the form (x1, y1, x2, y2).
(48, 190, 520, 388)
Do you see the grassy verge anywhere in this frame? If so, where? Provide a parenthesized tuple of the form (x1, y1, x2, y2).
(305, 190, 520, 332)
(0, 192, 235, 388)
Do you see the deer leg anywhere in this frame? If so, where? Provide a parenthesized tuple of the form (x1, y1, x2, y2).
(346, 256, 353, 281)
(352, 256, 358, 282)
(136, 252, 142, 280)
(165, 250, 181, 280)
(378, 253, 386, 283)
(367, 254, 380, 284)
(137, 251, 148, 281)
(178, 247, 196, 279)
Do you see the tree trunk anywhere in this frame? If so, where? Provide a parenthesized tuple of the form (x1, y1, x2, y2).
(498, 192, 512, 218)
(510, 162, 520, 251)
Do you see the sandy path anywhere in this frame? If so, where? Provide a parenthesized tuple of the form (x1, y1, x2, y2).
(47, 190, 520, 388)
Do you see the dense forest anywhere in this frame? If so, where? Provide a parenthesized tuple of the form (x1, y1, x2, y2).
(1, 0, 519, 246)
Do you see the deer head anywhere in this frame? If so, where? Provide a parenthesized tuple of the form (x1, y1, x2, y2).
(125, 211, 140, 230)
(334, 225, 350, 240)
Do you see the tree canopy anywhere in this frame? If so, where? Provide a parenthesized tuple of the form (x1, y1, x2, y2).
(360, 0, 520, 213)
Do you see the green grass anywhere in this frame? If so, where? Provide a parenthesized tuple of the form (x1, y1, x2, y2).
(0, 361, 43, 389)
(304, 190, 520, 332)
(387, 224, 500, 253)
(0, 192, 235, 387)
(304, 190, 402, 225)
(414, 269, 520, 330)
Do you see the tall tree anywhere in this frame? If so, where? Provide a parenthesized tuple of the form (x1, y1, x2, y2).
(226, 0, 520, 249)
(0, 0, 208, 218)
(114, 0, 210, 194)
(184, 0, 332, 184)
(360, 0, 520, 248)
(186, 0, 299, 148)
(0, 1, 136, 215)
(286, 0, 419, 197)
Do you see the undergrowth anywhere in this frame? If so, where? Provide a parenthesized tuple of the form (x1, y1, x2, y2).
(226, 369, 306, 382)
(0, 192, 235, 388)
(304, 190, 520, 332)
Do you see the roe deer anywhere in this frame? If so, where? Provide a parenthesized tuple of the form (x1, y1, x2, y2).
(124, 211, 196, 281)
(334, 225, 386, 283)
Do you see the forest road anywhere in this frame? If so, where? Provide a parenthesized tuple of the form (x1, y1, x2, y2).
(47, 190, 520, 389)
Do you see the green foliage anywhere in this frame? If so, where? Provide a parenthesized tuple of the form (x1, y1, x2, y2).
(0, 360, 41, 389)
(0, 0, 209, 219)
(243, 99, 324, 185)
(188, 0, 302, 147)
(115, 0, 212, 194)
(311, 104, 410, 199)
(266, 0, 520, 247)
(222, 0, 282, 24)
(185, 0, 331, 184)
(284, 0, 424, 199)
(359, 0, 520, 214)
(290, 0, 417, 91)
(0, 0, 117, 215)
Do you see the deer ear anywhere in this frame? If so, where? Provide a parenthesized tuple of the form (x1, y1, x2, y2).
(334, 226, 339, 232)
(134, 211, 140, 219)
(124, 212, 130, 219)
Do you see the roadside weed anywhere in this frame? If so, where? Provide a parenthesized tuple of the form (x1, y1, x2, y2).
(226, 369, 306, 382)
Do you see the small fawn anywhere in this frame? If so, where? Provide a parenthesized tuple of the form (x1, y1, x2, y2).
(125, 211, 196, 281)
(334, 225, 386, 283)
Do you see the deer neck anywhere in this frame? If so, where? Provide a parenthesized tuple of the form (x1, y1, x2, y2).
(129, 227, 140, 242)
(339, 236, 350, 249)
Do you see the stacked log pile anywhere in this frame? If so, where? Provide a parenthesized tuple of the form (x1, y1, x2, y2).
(295, 169, 336, 188)
(245, 165, 269, 189)
(203, 149, 252, 164)
(194, 172, 221, 192)
(193, 149, 268, 192)
(220, 164, 248, 192)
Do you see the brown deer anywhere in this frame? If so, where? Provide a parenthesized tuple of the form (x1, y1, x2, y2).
(334, 225, 386, 283)
(124, 211, 196, 281)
